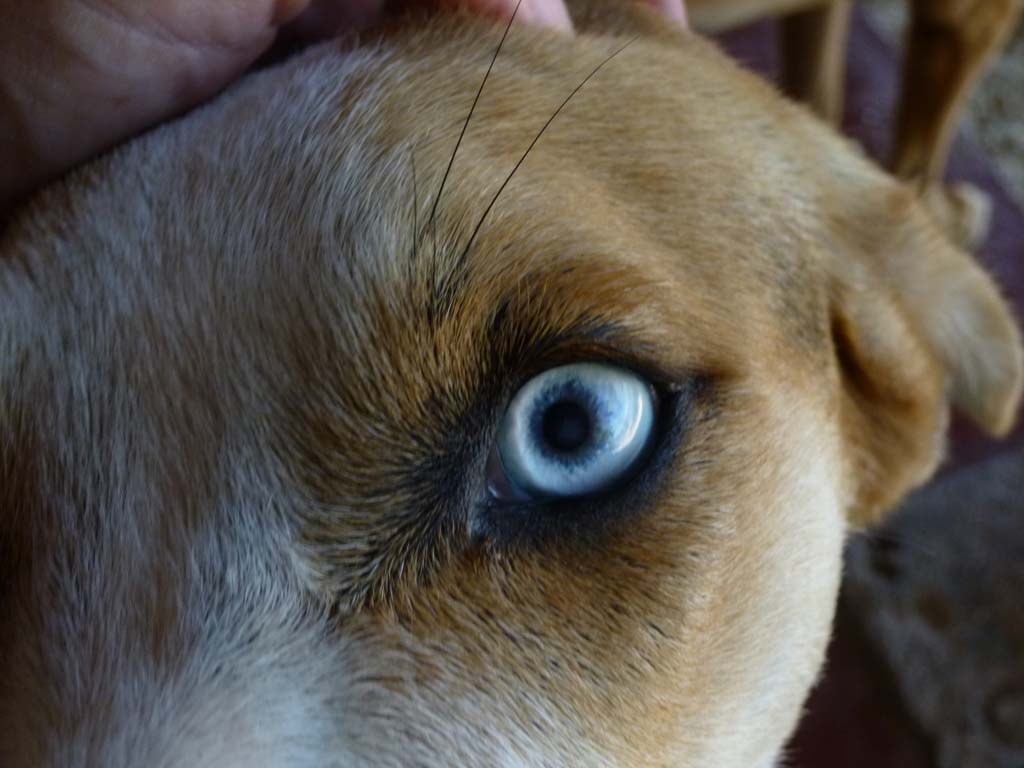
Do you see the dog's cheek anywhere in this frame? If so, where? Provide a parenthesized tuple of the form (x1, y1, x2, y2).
(647, 383, 845, 767)
(330, 383, 845, 767)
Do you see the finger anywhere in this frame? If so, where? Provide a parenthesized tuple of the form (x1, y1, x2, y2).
(0, 0, 312, 210)
(0, 0, 572, 212)
(638, 0, 688, 27)
(281, 0, 387, 42)
(485, 0, 574, 31)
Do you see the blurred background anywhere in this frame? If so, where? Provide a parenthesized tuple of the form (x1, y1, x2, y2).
(708, 5, 1024, 766)
(864, 0, 1024, 203)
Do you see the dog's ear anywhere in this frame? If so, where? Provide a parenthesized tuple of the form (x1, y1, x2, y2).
(824, 183, 1023, 525)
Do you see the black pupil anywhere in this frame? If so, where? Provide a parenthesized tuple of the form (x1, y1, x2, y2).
(541, 400, 592, 453)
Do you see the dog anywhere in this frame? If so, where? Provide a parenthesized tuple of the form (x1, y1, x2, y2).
(1, 1, 1021, 765)
(689, 0, 1024, 248)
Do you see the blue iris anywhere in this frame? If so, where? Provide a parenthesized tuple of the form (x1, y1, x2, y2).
(491, 363, 656, 500)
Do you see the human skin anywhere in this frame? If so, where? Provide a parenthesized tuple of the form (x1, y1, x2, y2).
(0, 0, 684, 214)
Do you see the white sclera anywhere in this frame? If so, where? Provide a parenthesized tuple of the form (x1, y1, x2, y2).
(496, 363, 656, 499)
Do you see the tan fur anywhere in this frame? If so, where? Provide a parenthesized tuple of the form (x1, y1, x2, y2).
(689, 0, 1024, 249)
(0, 3, 1021, 766)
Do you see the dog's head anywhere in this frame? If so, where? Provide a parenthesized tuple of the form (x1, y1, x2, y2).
(1, 4, 1021, 766)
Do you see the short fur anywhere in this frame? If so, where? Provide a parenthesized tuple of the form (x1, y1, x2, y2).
(1, 2, 1021, 766)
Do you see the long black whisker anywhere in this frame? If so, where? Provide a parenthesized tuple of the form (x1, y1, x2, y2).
(457, 38, 637, 263)
(426, 0, 524, 254)
(409, 147, 419, 262)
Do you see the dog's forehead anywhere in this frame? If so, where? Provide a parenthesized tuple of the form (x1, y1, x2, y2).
(324, 22, 823, 276)
(211, 23, 830, 353)
(0, 23, 835, 488)
(0, 23, 836, 543)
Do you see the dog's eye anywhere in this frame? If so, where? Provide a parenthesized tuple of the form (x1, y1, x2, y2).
(488, 363, 656, 501)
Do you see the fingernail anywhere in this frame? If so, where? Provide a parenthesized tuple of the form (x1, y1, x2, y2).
(640, 0, 688, 27)
(272, 0, 313, 25)
(518, 0, 574, 32)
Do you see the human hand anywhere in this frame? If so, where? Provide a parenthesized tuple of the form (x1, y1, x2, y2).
(0, 0, 684, 213)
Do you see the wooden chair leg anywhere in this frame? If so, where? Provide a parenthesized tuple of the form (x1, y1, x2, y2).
(779, 0, 854, 125)
(892, 0, 1021, 248)
(892, 0, 1023, 186)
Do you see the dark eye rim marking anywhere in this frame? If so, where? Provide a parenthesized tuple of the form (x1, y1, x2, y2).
(470, 371, 709, 552)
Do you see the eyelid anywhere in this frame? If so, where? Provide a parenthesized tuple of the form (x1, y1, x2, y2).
(504, 339, 689, 397)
